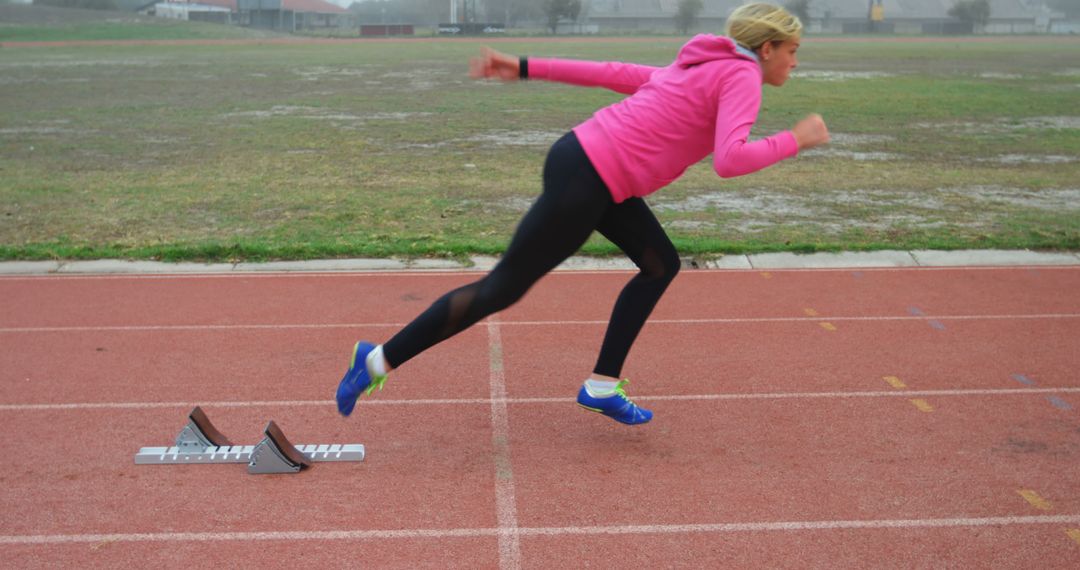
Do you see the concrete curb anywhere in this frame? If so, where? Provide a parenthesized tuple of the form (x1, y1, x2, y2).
(1, 250, 1078, 275)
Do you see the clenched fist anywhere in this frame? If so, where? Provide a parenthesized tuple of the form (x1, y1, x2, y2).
(791, 114, 830, 151)
(469, 47, 520, 81)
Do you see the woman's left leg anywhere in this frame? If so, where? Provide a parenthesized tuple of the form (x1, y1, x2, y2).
(592, 197, 681, 378)
(573, 197, 679, 425)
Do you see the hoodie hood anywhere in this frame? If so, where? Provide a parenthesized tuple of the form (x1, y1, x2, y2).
(675, 34, 759, 68)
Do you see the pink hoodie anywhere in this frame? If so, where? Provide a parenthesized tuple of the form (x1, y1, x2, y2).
(528, 35, 799, 203)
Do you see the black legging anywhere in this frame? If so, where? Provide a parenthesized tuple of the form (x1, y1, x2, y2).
(383, 131, 680, 378)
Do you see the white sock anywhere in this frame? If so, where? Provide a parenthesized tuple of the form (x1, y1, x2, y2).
(584, 377, 619, 398)
(366, 345, 389, 376)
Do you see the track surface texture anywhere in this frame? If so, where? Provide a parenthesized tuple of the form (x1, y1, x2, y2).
(1, 266, 1078, 568)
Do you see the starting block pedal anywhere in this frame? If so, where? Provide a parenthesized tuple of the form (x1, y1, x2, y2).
(135, 406, 364, 474)
(176, 405, 233, 450)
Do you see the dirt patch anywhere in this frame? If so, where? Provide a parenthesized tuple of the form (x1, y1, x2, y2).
(801, 132, 901, 161)
(953, 185, 1080, 209)
(1016, 116, 1080, 129)
(1031, 84, 1080, 93)
(827, 133, 895, 146)
(294, 66, 371, 81)
(399, 130, 564, 150)
(802, 149, 902, 161)
(911, 116, 1080, 133)
(0, 118, 92, 136)
(380, 69, 454, 91)
(363, 112, 434, 121)
(666, 220, 718, 230)
(494, 196, 536, 212)
(0, 57, 168, 69)
(224, 105, 324, 119)
(0, 76, 90, 85)
(979, 154, 1077, 165)
(463, 130, 563, 147)
(792, 70, 895, 81)
(653, 190, 807, 216)
(649, 185, 1079, 234)
(0, 126, 73, 135)
(222, 106, 431, 123)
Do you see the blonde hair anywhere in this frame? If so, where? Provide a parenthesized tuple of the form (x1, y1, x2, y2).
(725, 3, 803, 51)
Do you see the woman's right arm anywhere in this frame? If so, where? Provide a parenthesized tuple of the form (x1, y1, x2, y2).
(712, 66, 829, 178)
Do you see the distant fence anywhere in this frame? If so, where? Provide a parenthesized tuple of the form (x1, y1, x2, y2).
(360, 24, 414, 36)
(922, 21, 975, 34)
(437, 22, 506, 35)
(841, 21, 895, 33)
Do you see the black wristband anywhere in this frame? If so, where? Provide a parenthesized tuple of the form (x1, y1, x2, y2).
(519, 56, 528, 80)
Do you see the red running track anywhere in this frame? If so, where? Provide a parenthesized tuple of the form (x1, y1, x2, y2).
(1, 265, 1079, 568)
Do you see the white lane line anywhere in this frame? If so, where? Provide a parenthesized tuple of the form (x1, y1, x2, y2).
(3, 388, 1079, 412)
(487, 319, 522, 570)
(0, 528, 498, 544)
(3, 514, 1079, 545)
(3, 313, 1079, 333)
(518, 514, 1080, 535)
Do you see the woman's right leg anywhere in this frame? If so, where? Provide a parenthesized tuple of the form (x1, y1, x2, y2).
(381, 132, 612, 369)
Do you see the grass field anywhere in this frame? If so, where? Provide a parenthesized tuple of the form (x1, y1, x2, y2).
(1, 12, 1078, 262)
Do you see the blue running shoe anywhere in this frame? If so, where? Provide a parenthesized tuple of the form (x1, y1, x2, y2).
(576, 379, 652, 425)
(336, 341, 387, 417)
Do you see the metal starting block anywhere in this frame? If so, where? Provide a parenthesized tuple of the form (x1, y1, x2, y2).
(135, 406, 364, 474)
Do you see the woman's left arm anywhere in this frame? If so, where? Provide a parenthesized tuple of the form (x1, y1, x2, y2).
(470, 47, 658, 95)
(525, 57, 659, 95)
